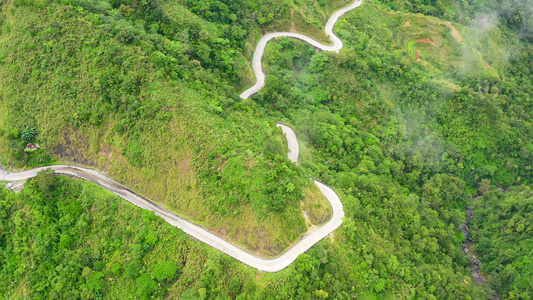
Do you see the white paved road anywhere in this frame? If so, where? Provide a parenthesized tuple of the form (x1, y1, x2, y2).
(240, 0, 363, 99)
(0, 0, 359, 272)
(277, 123, 300, 163)
(0, 162, 343, 272)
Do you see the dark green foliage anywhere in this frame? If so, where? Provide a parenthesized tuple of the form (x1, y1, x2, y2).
(0, 0, 531, 298)
(471, 185, 533, 299)
(35, 169, 58, 199)
(21, 127, 36, 141)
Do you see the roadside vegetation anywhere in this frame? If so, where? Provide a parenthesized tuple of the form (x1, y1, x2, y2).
(254, 0, 352, 43)
(0, 0, 333, 256)
(255, 0, 532, 298)
(0, 0, 532, 298)
(0, 172, 254, 299)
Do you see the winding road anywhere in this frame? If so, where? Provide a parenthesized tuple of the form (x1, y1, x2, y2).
(0, 156, 343, 272)
(240, 0, 363, 99)
(0, 0, 361, 272)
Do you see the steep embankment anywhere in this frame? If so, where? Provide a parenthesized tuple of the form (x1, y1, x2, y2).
(0, 0, 364, 271)
(0, 0, 341, 257)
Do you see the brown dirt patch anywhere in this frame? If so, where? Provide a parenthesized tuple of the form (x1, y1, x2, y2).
(414, 38, 437, 47)
(403, 19, 411, 27)
(177, 152, 192, 174)
(54, 128, 92, 165)
(444, 21, 463, 42)
(290, 7, 296, 33)
(300, 201, 319, 234)
(482, 58, 495, 72)
(415, 49, 421, 62)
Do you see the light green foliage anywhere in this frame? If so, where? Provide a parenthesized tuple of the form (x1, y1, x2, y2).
(10, 128, 19, 139)
(87, 272, 105, 293)
(152, 261, 179, 282)
(34, 168, 57, 198)
(0, 0, 322, 254)
(380, 0, 533, 42)
(0, 0, 532, 298)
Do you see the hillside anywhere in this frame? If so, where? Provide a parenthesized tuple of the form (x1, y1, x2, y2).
(1, 0, 533, 298)
(0, 0, 344, 257)
(254, 0, 532, 298)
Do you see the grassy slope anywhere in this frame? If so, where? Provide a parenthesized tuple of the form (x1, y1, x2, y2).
(0, 0, 336, 257)
(4, 0, 530, 299)
(260, 0, 353, 43)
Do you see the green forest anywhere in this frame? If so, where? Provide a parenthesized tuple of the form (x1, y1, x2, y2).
(0, 0, 532, 298)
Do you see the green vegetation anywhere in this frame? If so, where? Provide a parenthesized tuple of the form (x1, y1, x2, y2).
(470, 183, 533, 299)
(1, 0, 532, 298)
(0, 0, 334, 255)
(254, 0, 532, 298)
(255, 0, 352, 43)
(0, 171, 488, 299)
(0, 172, 252, 299)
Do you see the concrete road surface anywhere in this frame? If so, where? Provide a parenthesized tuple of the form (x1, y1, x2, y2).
(0, 0, 360, 272)
(0, 162, 343, 272)
(240, 0, 363, 99)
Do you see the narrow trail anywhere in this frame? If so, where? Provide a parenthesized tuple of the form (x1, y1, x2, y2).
(0, 0, 362, 272)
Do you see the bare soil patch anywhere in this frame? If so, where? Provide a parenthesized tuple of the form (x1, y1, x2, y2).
(329, 231, 335, 243)
(444, 21, 463, 42)
(414, 38, 437, 47)
(54, 128, 92, 165)
(415, 49, 421, 62)
(99, 144, 114, 170)
(300, 201, 319, 234)
(482, 58, 495, 72)
(403, 19, 411, 27)
(290, 7, 296, 33)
